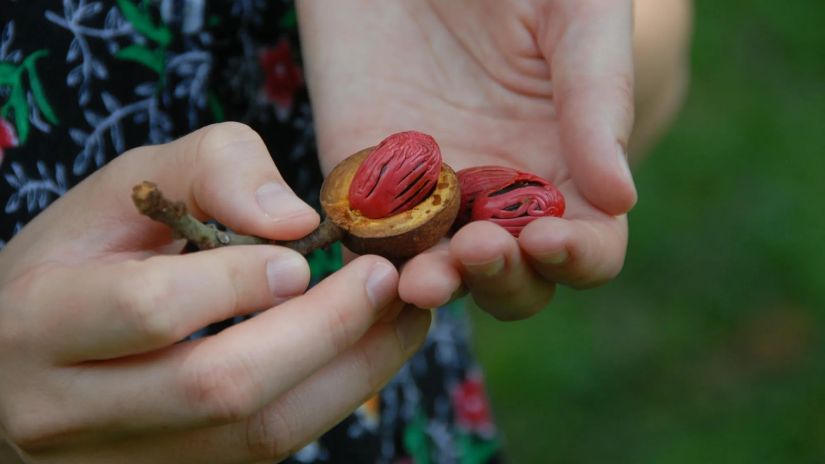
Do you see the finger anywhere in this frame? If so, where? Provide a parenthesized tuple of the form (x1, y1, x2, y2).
(124, 122, 320, 240)
(518, 214, 628, 289)
(38, 308, 431, 464)
(28, 245, 309, 363)
(197, 307, 430, 463)
(398, 240, 464, 309)
(46, 256, 399, 438)
(17, 123, 320, 262)
(450, 221, 555, 321)
(542, 0, 638, 215)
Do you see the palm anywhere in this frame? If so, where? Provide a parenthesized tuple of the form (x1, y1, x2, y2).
(305, 1, 604, 221)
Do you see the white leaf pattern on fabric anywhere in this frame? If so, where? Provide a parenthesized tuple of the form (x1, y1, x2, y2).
(134, 82, 155, 97)
(83, 110, 103, 126)
(3, 162, 67, 214)
(0, 21, 18, 61)
(28, 93, 53, 134)
(75, 2, 104, 21)
(46, 3, 134, 108)
(62, 0, 76, 17)
(91, 58, 108, 79)
(55, 163, 67, 186)
(101, 91, 120, 112)
(104, 6, 122, 29)
(36, 161, 50, 179)
(3, 173, 19, 189)
(72, 98, 155, 175)
(5, 192, 20, 213)
(0, 21, 12, 47)
(66, 37, 81, 62)
(69, 128, 88, 145)
(67, 66, 83, 86)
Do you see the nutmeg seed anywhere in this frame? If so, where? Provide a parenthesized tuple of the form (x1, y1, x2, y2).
(322, 144, 460, 260)
(348, 131, 442, 219)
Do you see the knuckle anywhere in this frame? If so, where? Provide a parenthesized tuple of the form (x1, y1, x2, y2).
(189, 122, 271, 204)
(180, 357, 262, 423)
(0, 289, 22, 354)
(325, 304, 361, 356)
(0, 266, 52, 354)
(111, 266, 180, 344)
(4, 417, 38, 451)
(245, 404, 293, 459)
(350, 343, 387, 394)
(194, 122, 264, 165)
(3, 407, 62, 453)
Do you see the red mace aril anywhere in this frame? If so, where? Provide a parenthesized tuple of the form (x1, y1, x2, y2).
(456, 166, 565, 237)
(455, 166, 523, 226)
(348, 131, 442, 219)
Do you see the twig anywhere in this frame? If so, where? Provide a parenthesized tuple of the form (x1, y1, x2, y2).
(131, 181, 344, 255)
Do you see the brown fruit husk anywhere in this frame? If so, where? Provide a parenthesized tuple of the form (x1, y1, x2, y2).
(321, 148, 460, 260)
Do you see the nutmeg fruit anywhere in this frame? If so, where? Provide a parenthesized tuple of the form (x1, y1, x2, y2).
(321, 144, 460, 260)
(131, 131, 461, 261)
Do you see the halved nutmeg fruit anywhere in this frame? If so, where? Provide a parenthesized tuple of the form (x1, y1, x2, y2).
(321, 132, 460, 260)
(132, 131, 460, 261)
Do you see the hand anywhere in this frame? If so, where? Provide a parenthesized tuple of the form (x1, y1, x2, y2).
(299, 0, 636, 319)
(0, 122, 430, 463)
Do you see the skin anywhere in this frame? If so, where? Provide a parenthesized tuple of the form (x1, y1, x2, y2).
(301, 0, 692, 320)
(631, 0, 693, 158)
(0, 123, 431, 462)
(300, 0, 639, 320)
(0, 0, 692, 461)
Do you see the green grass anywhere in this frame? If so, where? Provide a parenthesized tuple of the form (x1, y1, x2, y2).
(471, 1, 825, 462)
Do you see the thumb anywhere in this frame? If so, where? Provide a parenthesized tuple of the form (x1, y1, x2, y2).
(543, 0, 638, 215)
(20, 123, 320, 256)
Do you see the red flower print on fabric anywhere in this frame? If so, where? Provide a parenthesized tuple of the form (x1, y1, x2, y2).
(452, 373, 496, 437)
(258, 38, 304, 118)
(0, 118, 18, 165)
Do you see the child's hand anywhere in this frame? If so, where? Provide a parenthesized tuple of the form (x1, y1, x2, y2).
(300, 0, 635, 319)
(0, 123, 430, 463)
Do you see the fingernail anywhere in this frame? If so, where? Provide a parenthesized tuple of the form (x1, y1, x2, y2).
(463, 257, 504, 278)
(538, 249, 568, 265)
(395, 308, 431, 351)
(256, 181, 314, 219)
(266, 255, 308, 303)
(366, 262, 397, 309)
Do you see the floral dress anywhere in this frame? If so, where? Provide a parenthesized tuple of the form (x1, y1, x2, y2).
(0, 2, 502, 463)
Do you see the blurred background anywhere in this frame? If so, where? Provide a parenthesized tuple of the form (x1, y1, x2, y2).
(471, 1, 825, 462)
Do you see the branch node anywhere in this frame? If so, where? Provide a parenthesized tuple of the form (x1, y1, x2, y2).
(132, 181, 344, 256)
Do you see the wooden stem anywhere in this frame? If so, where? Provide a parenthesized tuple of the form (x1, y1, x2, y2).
(131, 181, 344, 255)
